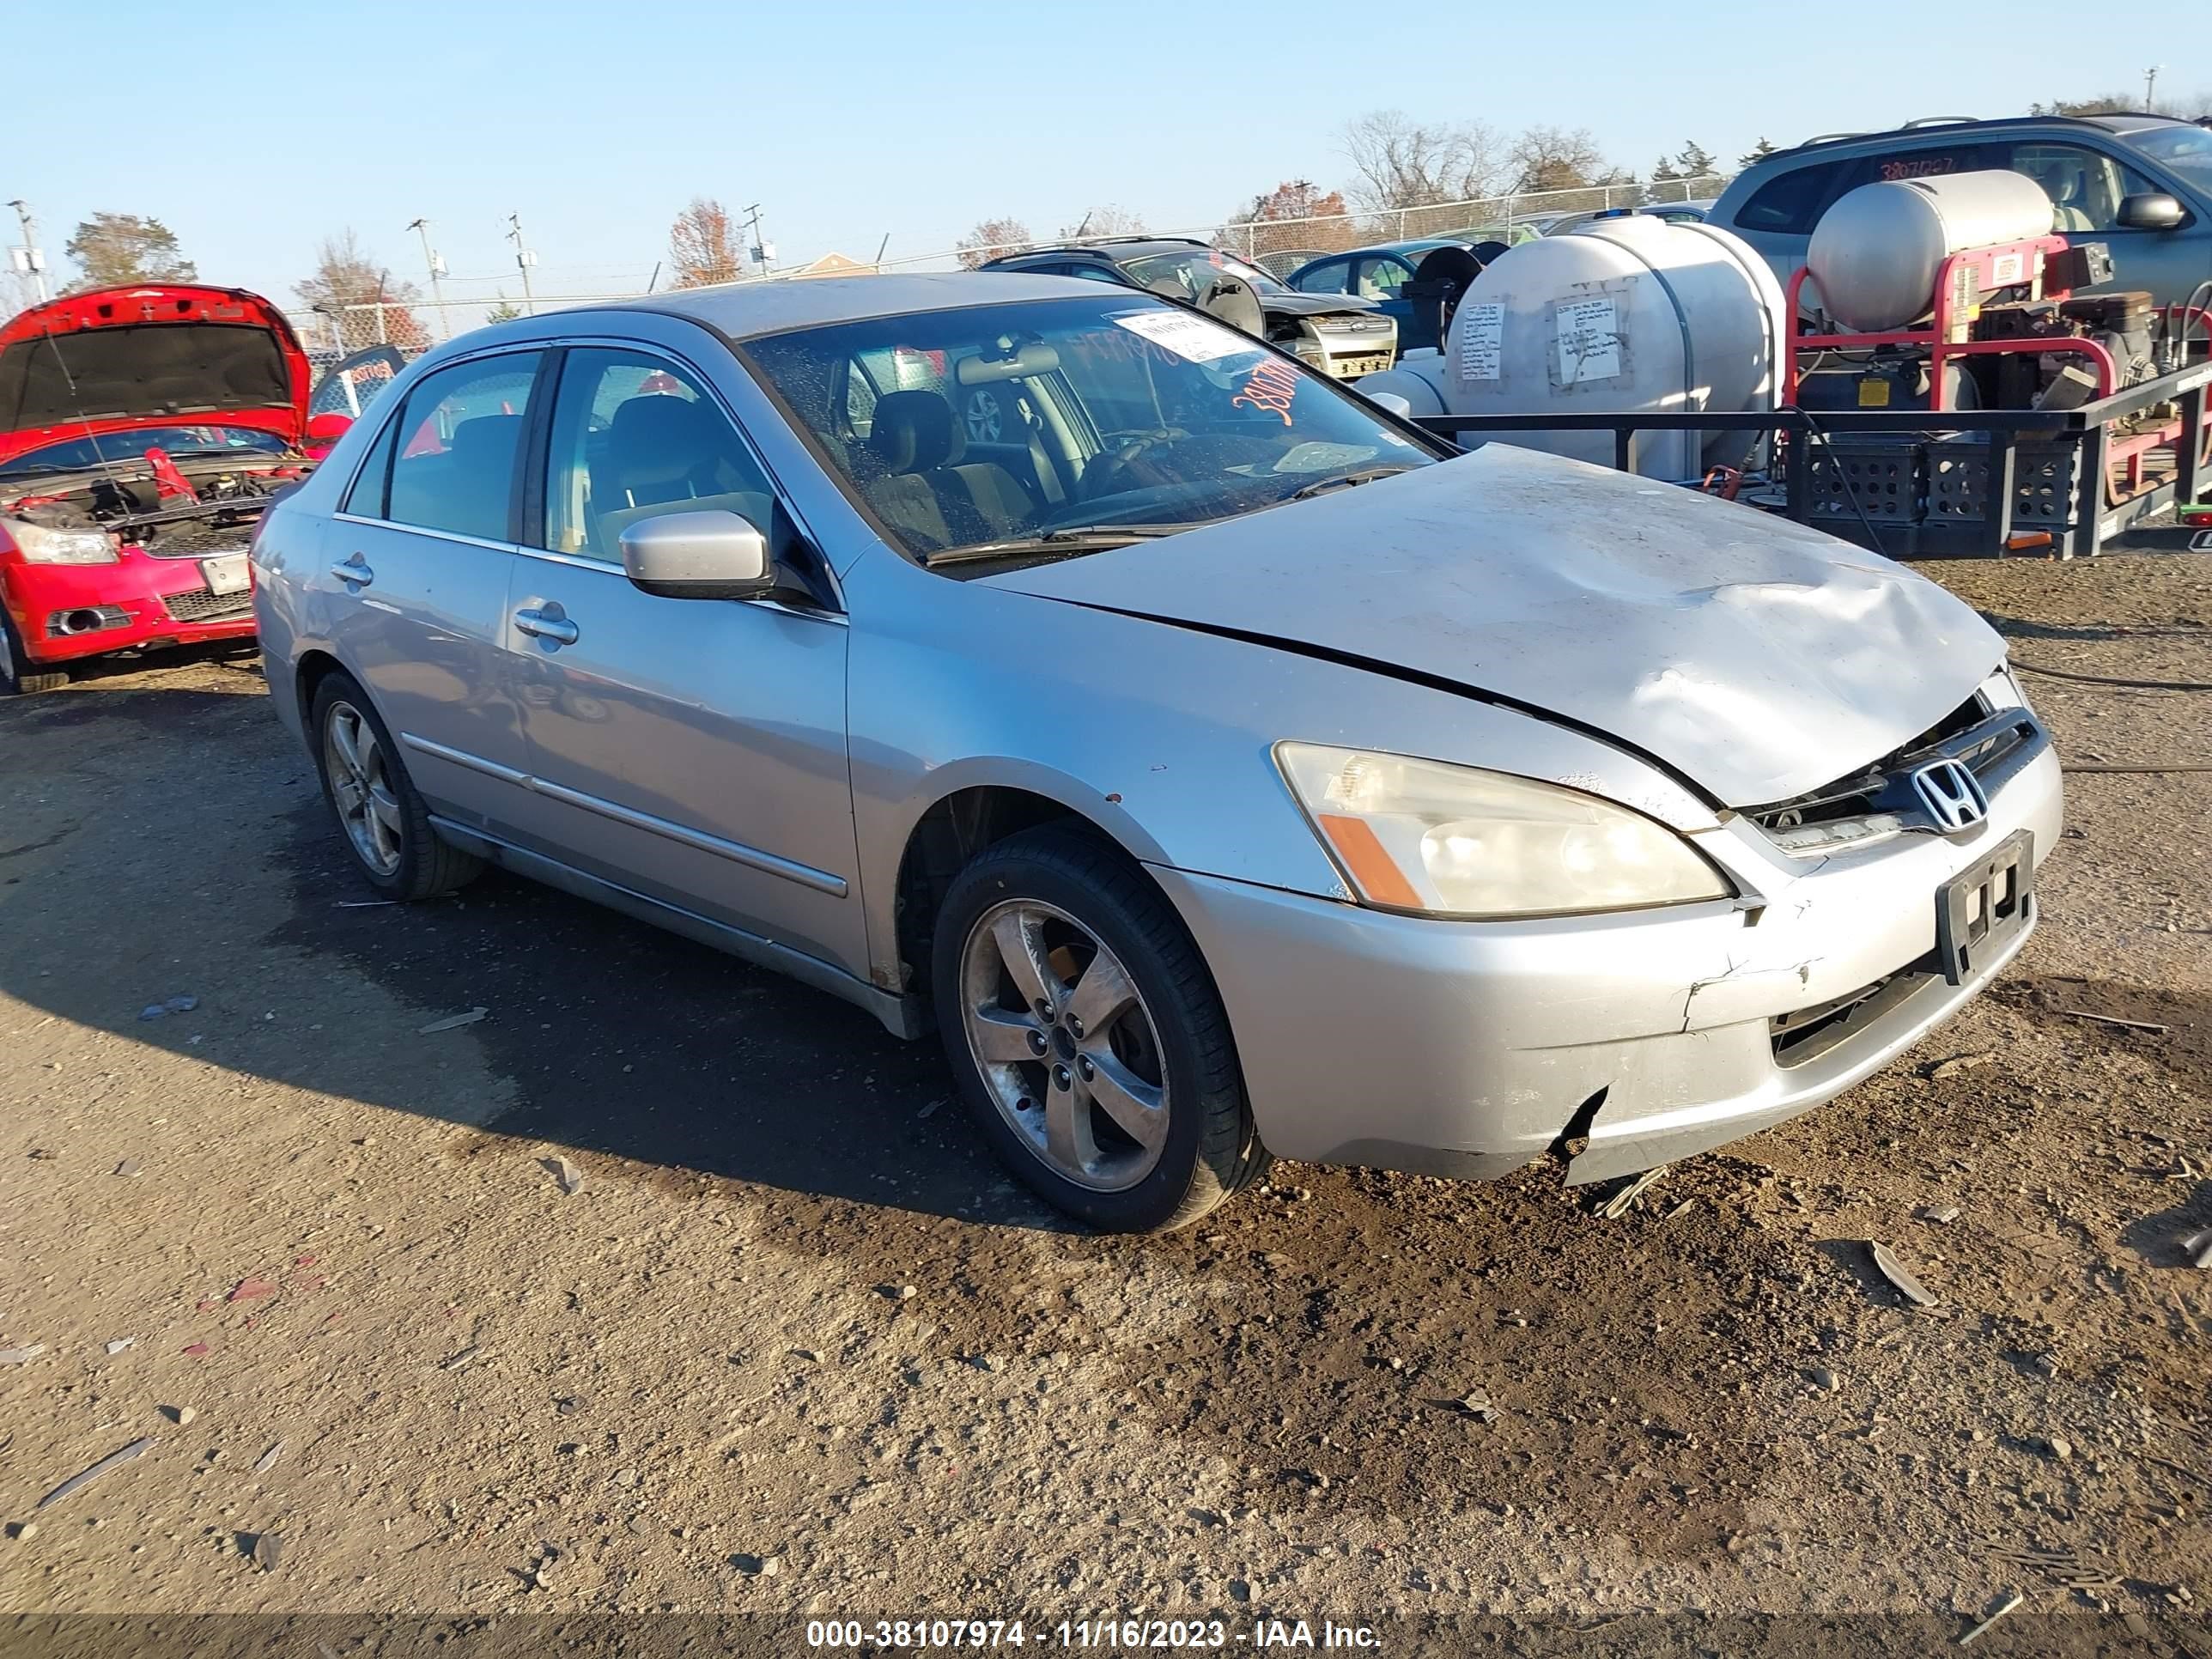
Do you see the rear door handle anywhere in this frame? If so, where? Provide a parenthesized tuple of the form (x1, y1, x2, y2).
(330, 554, 374, 587)
(514, 606, 580, 647)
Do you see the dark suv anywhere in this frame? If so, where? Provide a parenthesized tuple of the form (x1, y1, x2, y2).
(981, 238, 1398, 379)
(1708, 113, 2211, 309)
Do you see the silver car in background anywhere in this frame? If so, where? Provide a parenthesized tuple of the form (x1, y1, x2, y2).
(252, 274, 2061, 1231)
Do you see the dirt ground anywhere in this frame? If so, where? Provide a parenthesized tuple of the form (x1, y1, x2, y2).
(1, 554, 2207, 1653)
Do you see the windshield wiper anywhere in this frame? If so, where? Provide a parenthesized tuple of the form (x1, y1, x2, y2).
(923, 521, 1206, 568)
(1281, 465, 1419, 501)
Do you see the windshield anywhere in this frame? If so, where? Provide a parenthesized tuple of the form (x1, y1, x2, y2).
(744, 295, 1438, 562)
(0, 424, 291, 478)
(2119, 123, 2212, 185)
(1119, 247, 1285, 299)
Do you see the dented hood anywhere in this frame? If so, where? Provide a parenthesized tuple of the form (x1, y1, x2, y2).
(981, 447, 2004, 806)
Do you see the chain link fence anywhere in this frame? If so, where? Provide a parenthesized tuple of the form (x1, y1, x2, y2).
(285, 173, 1733, 362)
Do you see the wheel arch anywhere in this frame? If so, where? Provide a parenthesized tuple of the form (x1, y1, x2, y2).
(888, 780, 1169, 1014)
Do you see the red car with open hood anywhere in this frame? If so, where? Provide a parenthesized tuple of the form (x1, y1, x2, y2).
(0, 283, 337, 693)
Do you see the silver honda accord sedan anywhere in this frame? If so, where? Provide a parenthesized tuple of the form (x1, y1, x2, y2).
(252, 272, 2061, 1231)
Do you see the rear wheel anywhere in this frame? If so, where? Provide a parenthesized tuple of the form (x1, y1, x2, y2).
(932, 825, 1262, 1232)
(0, 608, 70, 696)
(310, 671, 483, 900)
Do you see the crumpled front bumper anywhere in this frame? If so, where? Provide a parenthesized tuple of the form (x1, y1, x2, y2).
(1151, 736, 2062, 1184)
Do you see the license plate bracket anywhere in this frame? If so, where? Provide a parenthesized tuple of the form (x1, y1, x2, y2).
(1935, 828, 2033, 985)
(200, 553, 250, 597)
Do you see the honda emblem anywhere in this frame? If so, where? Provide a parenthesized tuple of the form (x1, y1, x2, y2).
(1911, 759, 1989, 830)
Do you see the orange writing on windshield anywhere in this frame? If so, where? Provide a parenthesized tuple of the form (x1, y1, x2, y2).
(1232, 358, 1300, 426)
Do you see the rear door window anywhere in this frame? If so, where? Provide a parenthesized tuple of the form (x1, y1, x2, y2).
(383, 353, 543, 543)
(1292, 258, 1352, 294)
(1731, 161, 1849, 234)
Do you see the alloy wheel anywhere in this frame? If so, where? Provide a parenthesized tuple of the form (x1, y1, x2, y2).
(324, 701, 405, 877)
(0, 618, 15, 689)
(958, 898, 1170, 1192)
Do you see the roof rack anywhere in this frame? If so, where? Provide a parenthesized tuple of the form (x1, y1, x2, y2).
(1899, 115, 1979, 129)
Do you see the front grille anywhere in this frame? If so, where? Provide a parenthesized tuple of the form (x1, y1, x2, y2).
(1749, 692, 2041, 854)
(1325, 353, 1395, 379)
(162, 586, 255, 625)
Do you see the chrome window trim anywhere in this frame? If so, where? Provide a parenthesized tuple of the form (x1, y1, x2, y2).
(328, 512, 520, 558)
(503, 542, 849, 626)
(398, 732, 849, 897)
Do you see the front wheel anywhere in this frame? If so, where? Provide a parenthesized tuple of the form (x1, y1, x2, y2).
(932, 825, 1264, 1231)
(0, 608, 70, 696)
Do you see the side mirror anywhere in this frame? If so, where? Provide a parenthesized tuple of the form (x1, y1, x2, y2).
(305, 411, 354, 445)
(1365, 391, 1414, 418)
(618, 509, 774, 600)
(2117, 191, 2185, 231)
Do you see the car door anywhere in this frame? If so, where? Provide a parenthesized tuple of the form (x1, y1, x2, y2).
(501, 339, 866, 980)
(324, 349, 542, 835)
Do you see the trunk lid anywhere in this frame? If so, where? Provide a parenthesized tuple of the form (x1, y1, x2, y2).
(980, 447, 2003, 807)
(0, 285, 312, 468)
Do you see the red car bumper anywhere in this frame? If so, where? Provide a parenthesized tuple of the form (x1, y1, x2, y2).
(2, 547, 256, 668)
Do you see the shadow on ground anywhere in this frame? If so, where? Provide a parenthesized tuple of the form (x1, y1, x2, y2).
(0, 666, 1055, 1231)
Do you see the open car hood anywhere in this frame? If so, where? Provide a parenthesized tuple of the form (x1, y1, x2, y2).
(0, 284, 312, 467)
(979, 447, 2005, 808)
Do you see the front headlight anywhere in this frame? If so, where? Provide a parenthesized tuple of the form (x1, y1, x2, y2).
(10, 520, 118, 565)
(1277, 742, 1732, 919)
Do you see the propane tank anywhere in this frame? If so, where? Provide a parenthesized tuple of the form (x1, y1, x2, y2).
(1358, 215, 1787, 481)
(1806, 171, 2055, 331)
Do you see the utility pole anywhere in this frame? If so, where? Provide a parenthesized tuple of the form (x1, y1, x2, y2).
(2145, 64, 2165, 110)
(505, 213, 538, 314)
(5, 198, 48, 304)
(742, 204, 774, 276)
(405, 217, 448, 337)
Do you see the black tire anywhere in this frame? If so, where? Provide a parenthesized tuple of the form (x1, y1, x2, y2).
(309, 670, 483, 901)
(0, 608, 70, 696)
(931, 824, 1263, 1232)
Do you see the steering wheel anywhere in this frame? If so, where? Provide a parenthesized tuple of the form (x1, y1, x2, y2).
(1080, 430, 1180, 500)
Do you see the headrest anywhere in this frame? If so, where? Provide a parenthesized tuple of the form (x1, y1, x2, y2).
(868, 390, 961, 472)
(447, 414, 520, 465)
(606, 393, 725, 489)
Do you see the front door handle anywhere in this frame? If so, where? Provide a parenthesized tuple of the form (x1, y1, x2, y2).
(330, 554, 374, 587)
(514, 606, 580, 647)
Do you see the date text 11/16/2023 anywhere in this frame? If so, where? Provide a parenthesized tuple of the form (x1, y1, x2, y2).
(805, 1618, 1383, 1649)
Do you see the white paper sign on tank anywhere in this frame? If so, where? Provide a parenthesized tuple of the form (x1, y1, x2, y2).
(1358, 216, 1790, 483)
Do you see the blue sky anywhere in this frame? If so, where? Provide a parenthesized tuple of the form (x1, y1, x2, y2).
(4, 0, 2193, 318)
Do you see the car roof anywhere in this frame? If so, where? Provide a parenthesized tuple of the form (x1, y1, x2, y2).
(1294, 238, 1470, 265)
(1759, 111, 2191, 162)
(582, 271, 1115, 342)
(1006, 238, 1206, 260)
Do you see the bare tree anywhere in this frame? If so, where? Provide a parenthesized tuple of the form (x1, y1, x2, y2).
(1340, 110, 1506, 213)
(668, 198, 742, 289)
(1056, 204, 1147, 242)
(1507, 126, 1617, 194)
(956, 216, 1031, 269)
(294, 230, 428, 351)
